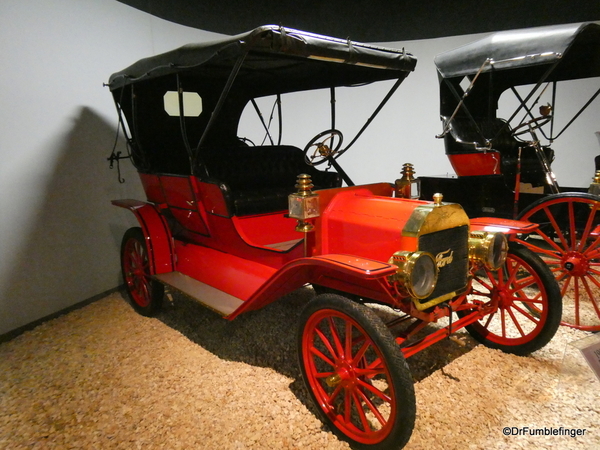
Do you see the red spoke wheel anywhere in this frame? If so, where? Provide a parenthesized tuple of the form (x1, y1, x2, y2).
(298, 294, 415, 450)
(516, 193, 600, 331)
(121, 227, 164, 316)
(460, 242, 561, 355)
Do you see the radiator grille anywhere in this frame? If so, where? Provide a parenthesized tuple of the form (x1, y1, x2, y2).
(418, 225, 469, 306)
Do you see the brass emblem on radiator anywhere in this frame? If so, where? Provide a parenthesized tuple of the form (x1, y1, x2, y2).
(436, 249, 454, 268)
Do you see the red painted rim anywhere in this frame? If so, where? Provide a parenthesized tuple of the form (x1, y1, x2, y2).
(469, 252, 548, 346)
(123, 237, 152, 308)
(518, 196, 600, 331)
(301, 309, 396, 445)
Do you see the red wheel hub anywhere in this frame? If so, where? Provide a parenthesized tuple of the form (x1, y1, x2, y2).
(496, 288, 513, 309)
(326, 363, 358, 388)
(562, 251, 589, 277)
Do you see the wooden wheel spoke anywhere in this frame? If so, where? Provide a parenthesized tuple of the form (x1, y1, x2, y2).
(352, 391, 372, 432)
(310, 339, 336, 367)
(473, 273, 495, 292)
(509, 275, 537, 292)
(574, 278, 581, 325)
(577, 203, 599, 252)
(511, 288, 541, 304)
(345, 322, 354, 362)
(506, 306, 527, 337)
(356, 387, 388, 427)
(519, 238, 563, 259)
(483, 310, 496, 329)
(344, 389, 352, 423)
(314, 371, 336, 379)
(315, 327, 339, 361)
(553, 268, 569, 283)
(510, 303, 540, 325)
(586, 271, 600, 290)
(140, 278, 151, 298)
(582, 230, 600, 259)
(542, 205, 570, 250)
(355, 364, 385, 379)
(504, 261, 520, 287)
(351, 340, 372, 366)
(531, 225, 567, 254)
(327, 383, 344, 405)
(583, 240, 600, 259)
(567, 200, 577, 250)
(560, 273, 573, 297)
(357, 378, 392, 404)
(327, 317, 345, 359)
(581, 276, 600, 318)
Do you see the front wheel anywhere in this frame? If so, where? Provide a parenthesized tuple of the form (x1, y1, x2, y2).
(460, 242, 561, 355)
(298, 294, 415, 450)
(121, 227, 164, 316)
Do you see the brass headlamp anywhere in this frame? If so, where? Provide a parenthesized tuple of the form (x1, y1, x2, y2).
(388, 251, 438, 299)
(468, 231, 508, 270)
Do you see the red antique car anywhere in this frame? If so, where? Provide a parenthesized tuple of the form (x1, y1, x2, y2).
(107, 26, 560, 449)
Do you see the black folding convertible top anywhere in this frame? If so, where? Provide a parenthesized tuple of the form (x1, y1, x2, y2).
(108, 25, 417, 96)
(435, 22, 600, 82)
(107, 26, 417, 177)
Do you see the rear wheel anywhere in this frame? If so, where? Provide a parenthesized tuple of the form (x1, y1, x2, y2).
(516, 193, 600, 331)
(298, 294, 415, 449)
(121, 227, 164, 316)
(460, 242, 561, 355)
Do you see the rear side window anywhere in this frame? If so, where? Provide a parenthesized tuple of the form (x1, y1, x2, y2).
(163, 91, 203, 117)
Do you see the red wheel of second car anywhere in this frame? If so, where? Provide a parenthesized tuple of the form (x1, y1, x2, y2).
(298, 294, 415, 450)
(516, 193, 600, 331)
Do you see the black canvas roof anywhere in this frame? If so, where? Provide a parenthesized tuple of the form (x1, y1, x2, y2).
(435, 22, 600, 81)
(108, 25, 417, 96)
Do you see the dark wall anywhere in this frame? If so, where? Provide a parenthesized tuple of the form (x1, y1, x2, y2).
(119, 0, 599, 41)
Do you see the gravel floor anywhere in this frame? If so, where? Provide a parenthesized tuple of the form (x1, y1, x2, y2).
(0, 289, 598, 449)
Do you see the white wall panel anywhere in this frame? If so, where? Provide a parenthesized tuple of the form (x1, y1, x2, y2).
(0, 0, 222, 335)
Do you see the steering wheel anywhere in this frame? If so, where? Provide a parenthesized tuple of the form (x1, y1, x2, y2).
(511, 115, 552, 137)
(303, 129, 344, 166)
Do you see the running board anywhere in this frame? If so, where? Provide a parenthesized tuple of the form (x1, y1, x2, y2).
(154, 272, 244, 316)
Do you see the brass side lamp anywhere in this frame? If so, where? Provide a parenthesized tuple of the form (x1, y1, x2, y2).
(288, 174, 320, 233)
(395, 163, 421, 199)
(588, 170, 600, 197)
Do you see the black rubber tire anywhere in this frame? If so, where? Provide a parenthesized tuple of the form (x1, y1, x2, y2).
(298, 293, 415, 450)
(460, 241, 561, 356)
(120, 227, 164, 316)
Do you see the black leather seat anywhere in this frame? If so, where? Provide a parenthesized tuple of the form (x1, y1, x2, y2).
(198, 145, 342, 216)
(445, 117, 553, 185)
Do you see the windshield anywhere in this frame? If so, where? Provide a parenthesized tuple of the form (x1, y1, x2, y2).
(238, 80, 401, 154)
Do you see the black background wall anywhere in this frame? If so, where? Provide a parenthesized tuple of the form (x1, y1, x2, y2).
(118, 0, 600, 41)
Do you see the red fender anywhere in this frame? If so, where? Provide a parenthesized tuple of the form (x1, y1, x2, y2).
(227, 254, 398, 319)
(112, 199, 174, 274)
(469, 217, 539, 235)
